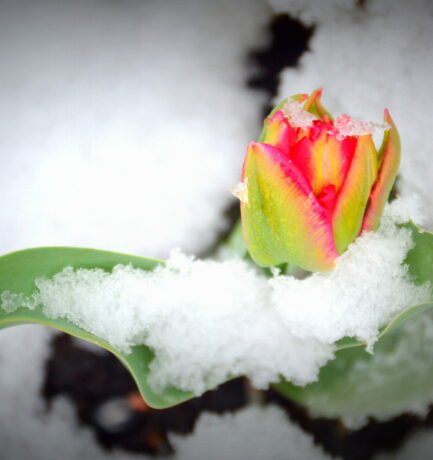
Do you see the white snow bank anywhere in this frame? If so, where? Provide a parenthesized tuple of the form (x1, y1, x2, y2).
(171, 405, 336, 460)
(1, 198, 429, 395)
(0, 0, 269, 258)
(31, 255, 334, 395)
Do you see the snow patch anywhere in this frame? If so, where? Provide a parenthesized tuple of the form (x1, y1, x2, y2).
(30, 254, 333, 395)
(171, 405, 336, 460)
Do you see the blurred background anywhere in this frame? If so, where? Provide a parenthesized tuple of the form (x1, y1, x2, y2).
(1, 0, 433, 459)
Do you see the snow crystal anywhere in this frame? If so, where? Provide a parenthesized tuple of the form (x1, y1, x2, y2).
(385, 194, 426, 226)
(171, 405, 336, 460)
(0, 291, 37, 313)
(230, 179, 249, 204)
(282, 99, 318, 128)
(332, 114, 389, 140)
(2, 198, 428, 396)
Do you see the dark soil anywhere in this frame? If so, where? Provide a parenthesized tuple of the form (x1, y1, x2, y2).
(246, 13, 314, 119)
(42, 333, 247, 456)
(265, 389, 433, 460)
(42, 333, 433, 459)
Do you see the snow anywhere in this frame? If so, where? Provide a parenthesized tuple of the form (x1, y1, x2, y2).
(171, 405, 336, 460)
(282, 99, 318, 128)
(1, 0, 433, 457)
(0, 0, 269, 259)
(0, 362, 335, 460)
(271, 0, 433, 228)
(2, 199, 428, 396)
(230, 179, 249, 204)
(29, 253, 334, 394)
(278, 99, 389, 139)
(0, 0, 271, 457)
(263, 0, 433, 434)
(0, 291, 37, 313)
(332, 114, 389, 140)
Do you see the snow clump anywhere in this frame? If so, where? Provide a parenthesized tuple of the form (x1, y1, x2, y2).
(1, 199, 430, 395)
(282, 99, 318, 128)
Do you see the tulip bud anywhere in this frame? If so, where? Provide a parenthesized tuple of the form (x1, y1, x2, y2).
(235, 89, 400, 272)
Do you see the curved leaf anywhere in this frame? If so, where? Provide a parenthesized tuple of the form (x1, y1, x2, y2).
(0, 247, 193, 409)
(273, 305, 433, 422)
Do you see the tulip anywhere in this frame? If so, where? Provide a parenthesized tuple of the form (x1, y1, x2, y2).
(235, 89, 400, 272)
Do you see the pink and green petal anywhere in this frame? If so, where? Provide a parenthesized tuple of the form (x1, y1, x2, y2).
(290, 131, 356, 196)
(260, 94, 308, 130)
(259, 94, 309, 144)
(241, 142, 339, 272)
(260, 111, 297, 152)
(361, 110, 401, 232)
(291, 93, 309, 103)
(317, 184, 337, 214)
(303, 88, 333, 120)
(332, 136, 378, 254)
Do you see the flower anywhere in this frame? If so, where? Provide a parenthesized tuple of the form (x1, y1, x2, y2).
(235, 89, 400, 272)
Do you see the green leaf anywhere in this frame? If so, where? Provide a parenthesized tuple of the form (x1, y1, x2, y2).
(273, 222, 433, 420)
(0, 247, 193, 409)
(273, 306, 433, 421)
(404, 222, 433, 285)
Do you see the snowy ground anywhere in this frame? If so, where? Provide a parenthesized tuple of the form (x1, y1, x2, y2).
(1, 0, 433, 459)
(0, 0, 273, 458)
(271, 0, 433, 228)
(378, 429, 433, 460)
(0, 0, 268, 258)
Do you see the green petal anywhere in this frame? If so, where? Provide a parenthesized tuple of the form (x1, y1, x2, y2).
(362, 110, 401, 232)
(241, 142, 338, 272)
(303, 88, 333, 120)
(332, 136, 378, 254)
